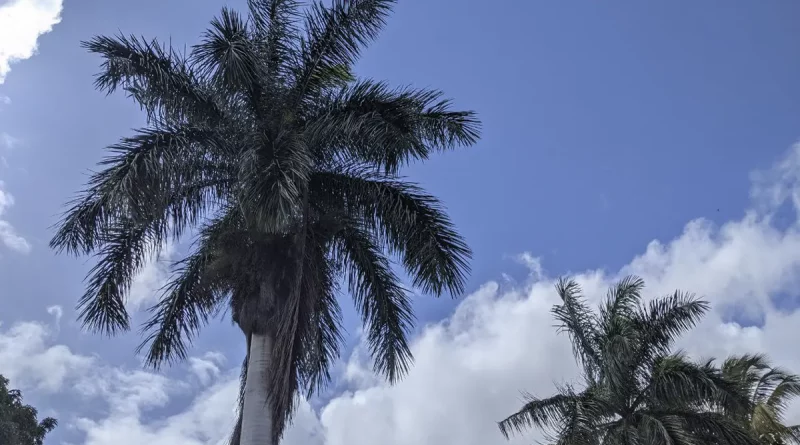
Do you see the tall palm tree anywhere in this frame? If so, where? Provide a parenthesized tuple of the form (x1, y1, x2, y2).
(50, 1, 480, 444)
(723, 354, 800, 445)
(498, 276, 757, 445)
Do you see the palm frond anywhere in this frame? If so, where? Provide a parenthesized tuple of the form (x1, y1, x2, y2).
(238, 133, 312, 233)
(633, 291, 708, 364)
(298, 253, 344, 396)
(763, 370, 800, 416)
(50, 124, 231, 255)
(599, 275, 644, 333)
(663, 411, 758, 445)
(307, 79, 480, 173)
(193, 8, 260, 96)
(332, 221, 413, 383)
(77, 220, 159, 334)
(552, 278, 601, 379)
(311, 168, 471, 296)
(81, 34, 223, 123)
(292, 0, 395, 103)
(499, 392, 580, 439)
(137, 211, 241, 367)
(723, 354, 771, 400)
(247, 0, 300, 81)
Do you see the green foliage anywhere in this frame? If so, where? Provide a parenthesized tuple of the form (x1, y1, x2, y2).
(499, 276, 758, 445)
(0, 376, 57, 445)
(51, 0, 480, 442)
(723, 354, 800, 445)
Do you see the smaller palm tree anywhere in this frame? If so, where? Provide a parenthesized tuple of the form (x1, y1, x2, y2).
(0, 375, 57, 445)
(499, 276, 757, 445)
(723, 354, 800, 445)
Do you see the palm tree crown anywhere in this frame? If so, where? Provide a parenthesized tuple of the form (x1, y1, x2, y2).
(50, 0, 479, 441)
(499, 276, 757, 445)
(723, 354, 800, 445)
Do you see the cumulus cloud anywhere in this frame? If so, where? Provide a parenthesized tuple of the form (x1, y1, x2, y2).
(0, 320, 92, 392)
(0, 0, 64, 84)
(0, 183, 30, 253)
(188, 352, 227, 385)
(4, 143, 800, 445)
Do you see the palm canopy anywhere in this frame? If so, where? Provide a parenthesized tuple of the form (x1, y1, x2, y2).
(722, 354, 800, 445)
(50, 0, 479, 440)
(499, 276, 757, 445)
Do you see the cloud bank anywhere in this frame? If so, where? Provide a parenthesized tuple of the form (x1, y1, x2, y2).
(3, 143, 800, 444)
(0, 0, 63, 84)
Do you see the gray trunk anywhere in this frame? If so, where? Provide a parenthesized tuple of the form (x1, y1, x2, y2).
(240, 333, 274, 445)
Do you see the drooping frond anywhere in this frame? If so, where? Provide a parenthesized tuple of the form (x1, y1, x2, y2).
(311, 168, 471, 296)
(647, 354, 750, 417)
(50, 124, 232, 256)
(333, 220, 413, 382)
(498, 393, 581, 439)
(137, 210, 242, 367)
(723, 354, 800, 444)
(81, 34, 223, 124)
(77, 220, 159, 334)
(297, 250, 344, 396)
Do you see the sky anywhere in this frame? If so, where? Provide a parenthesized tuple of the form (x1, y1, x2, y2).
(1, 0, 800, 444)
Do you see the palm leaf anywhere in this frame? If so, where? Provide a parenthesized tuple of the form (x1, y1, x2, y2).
(311, 168, 471, 295)
(333, 220, 413, 383)
(307, 79, 480, 173)
(552, 278, 601, 379)
(81, 34, 223, 123)
(292, 0, 395, 104)
(193, 8, 261, 96)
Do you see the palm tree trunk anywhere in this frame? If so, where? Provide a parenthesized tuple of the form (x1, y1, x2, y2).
(240, 332, 275, 445)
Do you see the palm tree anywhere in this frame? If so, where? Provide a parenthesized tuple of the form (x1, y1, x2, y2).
(722, 354, 800, 445)
(50, 1, 480, 444)
(0, 375, 57, 445)
(498, 276, 757, 445)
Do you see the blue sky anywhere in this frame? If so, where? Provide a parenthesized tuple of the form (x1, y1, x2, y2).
(2, 1, 800, 444)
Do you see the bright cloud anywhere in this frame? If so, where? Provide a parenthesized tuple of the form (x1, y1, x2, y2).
(3, 143, 800, 445)
(0, 0, 63, 84)
(0, 183, 30, 253)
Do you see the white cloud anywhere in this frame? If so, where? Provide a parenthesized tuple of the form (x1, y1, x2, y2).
(188, 352, 227, 385)
(0, 320, 93, 392)
(0, 183, 30, 253)
(5, 144, 800, 445)
(47, 304, 63, 328)
(0, 0, 64, 84)
(0, 95, 10, 105)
